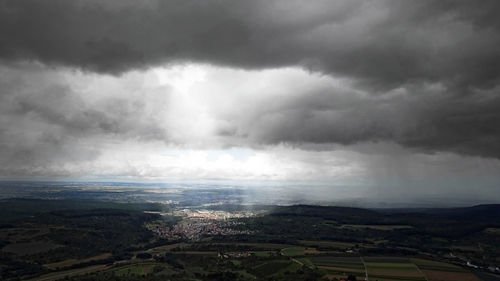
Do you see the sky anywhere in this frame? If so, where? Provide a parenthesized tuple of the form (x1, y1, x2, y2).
(1, 0, 500, 202)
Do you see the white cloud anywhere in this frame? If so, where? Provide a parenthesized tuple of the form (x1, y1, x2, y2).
(0, 62, 499, 203)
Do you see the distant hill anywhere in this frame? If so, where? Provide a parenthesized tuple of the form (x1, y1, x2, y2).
(269, 204, 383, 224)
(380, 204, 500, 222)
(0, 198, 167, 223)
(267, 204, 500, 238)
(422, 204, 500, 222)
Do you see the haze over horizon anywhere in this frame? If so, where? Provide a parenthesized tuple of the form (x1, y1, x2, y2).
(1, 0, 500, 204)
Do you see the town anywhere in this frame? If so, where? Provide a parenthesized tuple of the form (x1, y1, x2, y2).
(146, 209, 256, 240)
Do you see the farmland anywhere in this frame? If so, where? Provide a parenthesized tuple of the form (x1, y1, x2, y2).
(25, 251, 489, 281)
(44, 253, 112, 270)
(340, 224, 414, 231)
(252, 260, 292, 277)
(364, 261, 427, 281)
(295, 257, 315, 269)
(300, 240, 357, 250)
(113, 263, 157, 277)
(281, 246, 319, 256)
(26, 264, 111, 281)
(422, 270, 482, 281)
(309, 256, 366, 280)
(1, 198, 499, 281)
(411, 258, 484, 281)
(411, 258, 467, 272)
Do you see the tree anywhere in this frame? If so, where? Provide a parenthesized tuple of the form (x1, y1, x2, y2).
(347, 274, 357, 281)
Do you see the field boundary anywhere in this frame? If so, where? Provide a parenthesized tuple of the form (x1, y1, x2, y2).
(415, 263, 430, 281)
(360, 257, 369, 281)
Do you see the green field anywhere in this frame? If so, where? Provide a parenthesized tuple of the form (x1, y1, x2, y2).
(234, 269, 257, 280)
(252, 260, 292, 277)
(281, 247, 306, 256)
(113, 263, 157, 277)
(251, 251, 273, 257)
(309, 256, 366, 279)
(295, 257, 315, 269)
(231, 260, 242, 266)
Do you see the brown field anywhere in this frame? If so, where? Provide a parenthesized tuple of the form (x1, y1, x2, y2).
(323, 273, 347, 280)
(311, 256, 364, 268)
(113, 263, 160, 276)
(303, 248, 321, 254)
(44, 253, 112, 269)
(141, 265, 153, 275)
(27, 264, 110, 281)
(422, 270, 482, 281)
(411, 258, 465, 272)
(317, 265, 366, 274)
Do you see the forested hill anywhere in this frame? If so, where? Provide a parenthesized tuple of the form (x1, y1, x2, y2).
(378, 204, 500, 222)
(265, 204, 500, 238)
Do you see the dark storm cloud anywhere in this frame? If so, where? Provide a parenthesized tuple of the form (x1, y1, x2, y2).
(0, 63, 172, 176)
(4, 76, 168, 141)
(229, 83, 500, 158)
(1, 0, 500, 88)
(1, 0, 500, 161)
